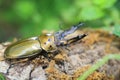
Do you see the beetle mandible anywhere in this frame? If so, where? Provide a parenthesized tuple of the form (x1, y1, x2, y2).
(4, 22, 87, 59)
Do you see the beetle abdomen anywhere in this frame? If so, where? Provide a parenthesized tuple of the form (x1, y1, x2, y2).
(4, 37, 42, 59)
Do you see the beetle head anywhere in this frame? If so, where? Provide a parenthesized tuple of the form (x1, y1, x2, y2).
(38, 34, 57, 52)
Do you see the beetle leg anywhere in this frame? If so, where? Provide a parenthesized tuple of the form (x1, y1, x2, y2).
(42, 51, 51, 61)
(6, 58, 29, 75)
(6, 63, 14, 75)
(29, 65, 35, 80)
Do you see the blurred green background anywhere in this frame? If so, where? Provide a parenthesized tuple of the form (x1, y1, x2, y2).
(0, 0, 120, 42)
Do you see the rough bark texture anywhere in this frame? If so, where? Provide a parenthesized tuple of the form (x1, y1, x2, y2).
(0, 29, 120, 80)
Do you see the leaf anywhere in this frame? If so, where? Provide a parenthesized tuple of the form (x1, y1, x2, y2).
(42, 18, 59, 31)
(13, 1, 36, 20)
(74, 0, 91, 8)
(32, 13, 42, 24)
(54, 0, 70, 13)
(61, 7, 78, 23)
(110, 8, 120, 22)
(93, 0, 117, 9)
(113, 25, 120, 37)
(79, 6, 104, 21)
(19, 23, 41, 38)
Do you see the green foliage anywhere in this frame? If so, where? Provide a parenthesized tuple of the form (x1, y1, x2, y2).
(93, 0, 116, 8)
(113, 25, 120, 37)
(0, 0, 120, 41)
(0, 73, 6, 80)
(78, 54, 120, 80)
(79, 6, 104, 20)
(13, 1, 37, 20)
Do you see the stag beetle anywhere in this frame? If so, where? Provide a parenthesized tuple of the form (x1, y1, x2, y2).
(4, 22, 87, 59)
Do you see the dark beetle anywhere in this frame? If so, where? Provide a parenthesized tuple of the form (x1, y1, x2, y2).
(4, 22, 87, 59)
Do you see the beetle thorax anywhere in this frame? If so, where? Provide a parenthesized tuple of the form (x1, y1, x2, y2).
(38, 34, 57, 52)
